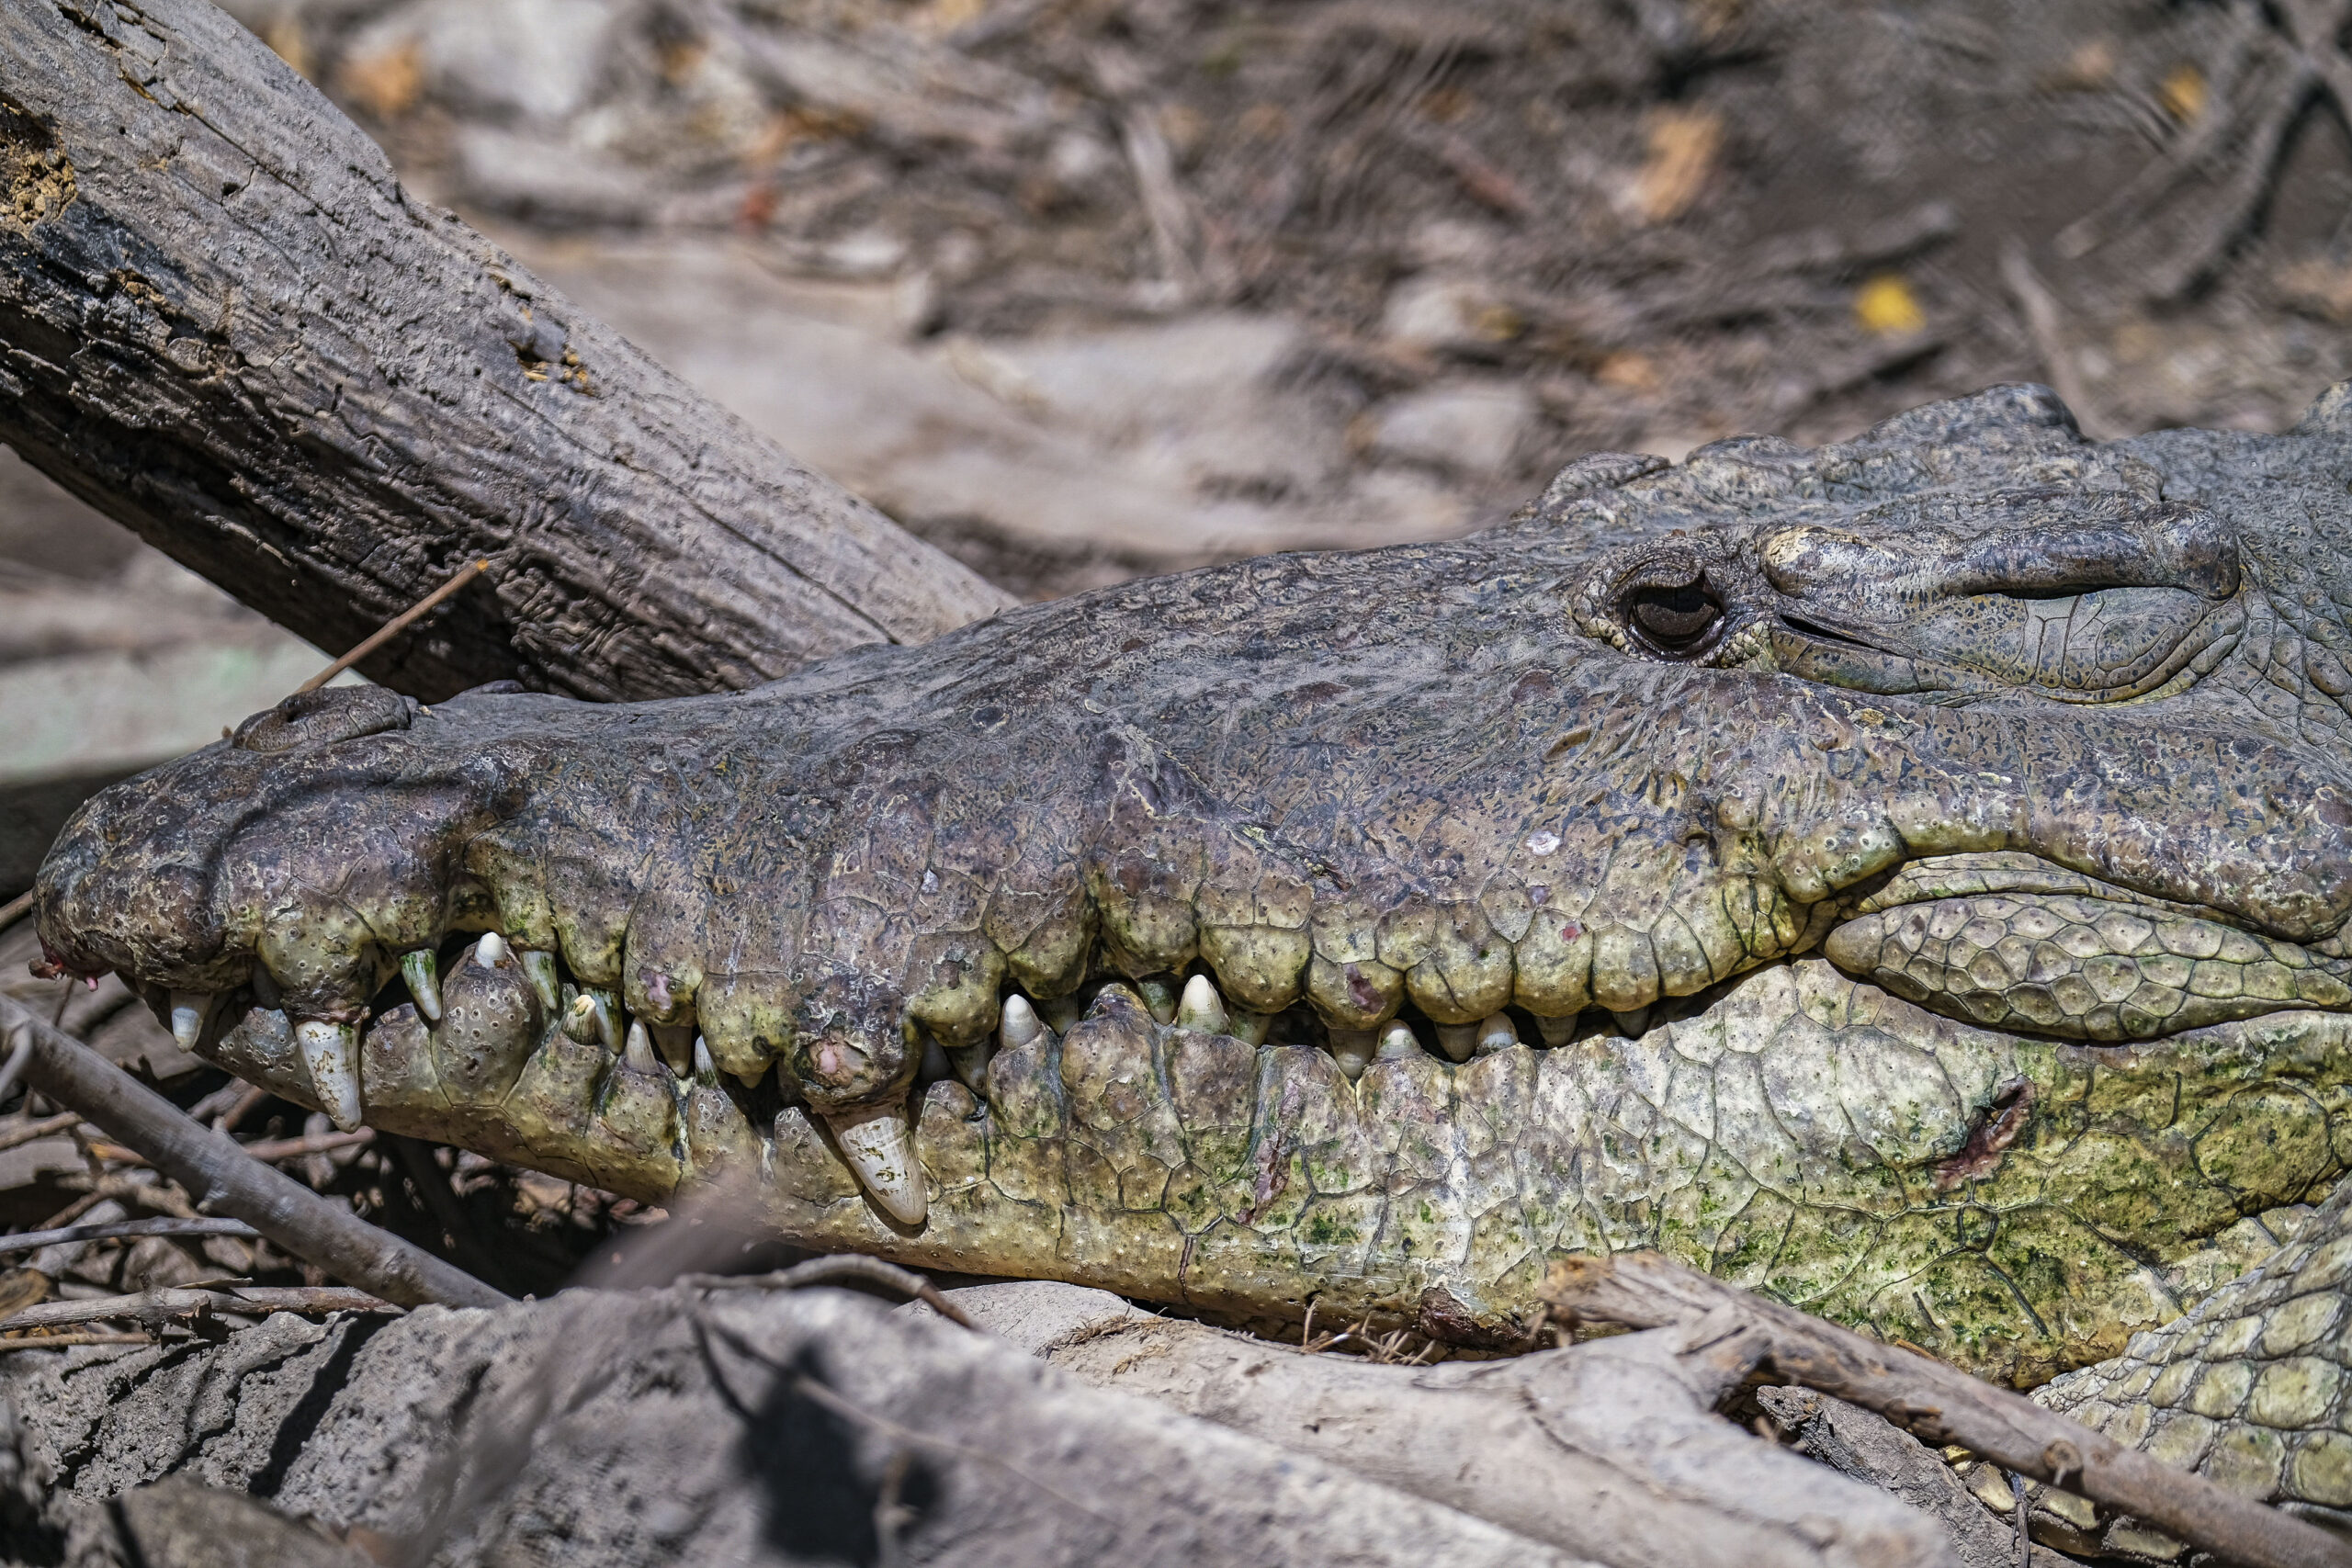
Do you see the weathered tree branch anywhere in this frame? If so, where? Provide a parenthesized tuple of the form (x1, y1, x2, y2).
(0, 996, 507, 1310)
(922, 1281, 1951, 1568)
(1543, 1252, 2352, 1568)
(0, 0, 1015, 704)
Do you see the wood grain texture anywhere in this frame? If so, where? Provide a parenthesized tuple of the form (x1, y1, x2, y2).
(0, 0, 1015, 703)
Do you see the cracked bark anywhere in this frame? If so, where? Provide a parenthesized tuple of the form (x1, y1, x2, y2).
(0, 0, 1015, 704)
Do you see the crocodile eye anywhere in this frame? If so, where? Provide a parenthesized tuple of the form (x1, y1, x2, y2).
(1621, 577, 1724, 658)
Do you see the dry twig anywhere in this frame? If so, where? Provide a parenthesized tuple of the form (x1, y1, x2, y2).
(0, 1216, 259, 1257)
(0, 1283, 391, 1334)
(678, 1255, 978, 1329)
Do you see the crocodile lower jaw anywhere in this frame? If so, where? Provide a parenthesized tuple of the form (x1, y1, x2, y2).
(159, 927, 2352, 1385)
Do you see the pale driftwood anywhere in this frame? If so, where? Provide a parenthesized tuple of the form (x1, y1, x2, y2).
(0, 997, 507, 1311)
(0, 1284, 392, 1335)
(0, 0, 1014, 705)
(924, 1280, 1950, 1568)
(10, 1285, 1596, 1568)
(1543, 1252, 2352, 1568)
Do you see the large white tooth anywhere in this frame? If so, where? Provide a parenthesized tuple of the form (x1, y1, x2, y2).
(623, 1020, 658, 1073)
(1176, 974, 1228, 1034)
(296, 1019, 363, 1131)
(474, 931, 511, 969)
(824, 1101, 927, 1224)
(1227, 1008, 1271, 1046)
(1324, 1027, 1376, 1082)
(400, 951, 442, 1022)
(168, 991, 212, 1052)
(1433, 1023, 1476, 1063)
(1611, 1008, 1651, 1039)
(564, 992, 604, 1045)
(1375, 1021, 1420, 1061)
(1000, 993, 1045, 1049)
(1039, 995, 1084, 1032)
(1476, 1013, 1521, 1055)
(692, 1033, 717, 1082)
(945, 1043, 992, 1091)
(1534, 1013, 1577, 1047)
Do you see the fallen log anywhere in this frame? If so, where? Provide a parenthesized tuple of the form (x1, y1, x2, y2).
(927, 1280, 1951, 1568)
(0, 0, 1013, 704)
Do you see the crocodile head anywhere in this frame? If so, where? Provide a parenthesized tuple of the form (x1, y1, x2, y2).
(31, 383, 2352, 1384)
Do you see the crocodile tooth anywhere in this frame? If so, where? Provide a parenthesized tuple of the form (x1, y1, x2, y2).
(1176, 974, 1228, 1034)
(400, 950, 442, 1022)
(917, 1031, 955, 1084)
(1433, 1023, 1477, 1063)
(587, 988, 624, 1052)
(474, 931, 511, 969)
(650, 1022, 695, 1077)
(729, 1066, 767, 1090)
(1477, 1013, 1520, 1055)
(1611, 1008, 1651, 1038)
(1038, 995, 1084, 1033)
(564, 992, 605, 1045)
(945, 1043, 992, 1091)
(623, 1019, 658, 1073)
(1227, 1008, 1271, 1046)
(1000, 993, 1045, 1049)
(1136, 975, 1179, 1025)
(520, 949, 560, 1014)
(1534, 1013, 1576, 1047)
(296, 1019, 362, 1131)
(1325, 1027, 1376, 1081)
(168, 991, 211, 1052)
(692, 1033, 717, 1083)
(1375, 1021, 1420, 1061)
(824, 1101, 927, 1224)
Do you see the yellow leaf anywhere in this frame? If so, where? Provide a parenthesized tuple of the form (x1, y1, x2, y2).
(2158, 63, 2206, 123)
(1631, 108, 1724, 225)
(1854, 273, 1927, 337)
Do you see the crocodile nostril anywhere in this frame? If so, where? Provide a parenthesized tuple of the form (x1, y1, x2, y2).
(231, 684, 415, 753)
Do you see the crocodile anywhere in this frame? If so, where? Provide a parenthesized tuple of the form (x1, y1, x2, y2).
(29, 381, 2352, 1513)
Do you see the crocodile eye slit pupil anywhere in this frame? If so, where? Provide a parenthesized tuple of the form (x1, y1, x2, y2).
(1623, 580, 1724, 656)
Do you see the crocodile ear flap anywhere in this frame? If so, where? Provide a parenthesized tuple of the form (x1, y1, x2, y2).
(231, 684, 415, 753)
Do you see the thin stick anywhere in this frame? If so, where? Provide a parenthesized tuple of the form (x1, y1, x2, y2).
(0, 1111, 79, 1154)
(0, 888, 31, 934)
(0, 1331, 153, 1351)
(0, 1215, 259, 1257)
(0, 997, 508, 1310)
(1542, 1252, 2352, 1568)
(294, 558, 489, 694)
(677, 1255, 979, 1329)
(0, 1283, 392, 1334)
(91, 1128, 376, 1168)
